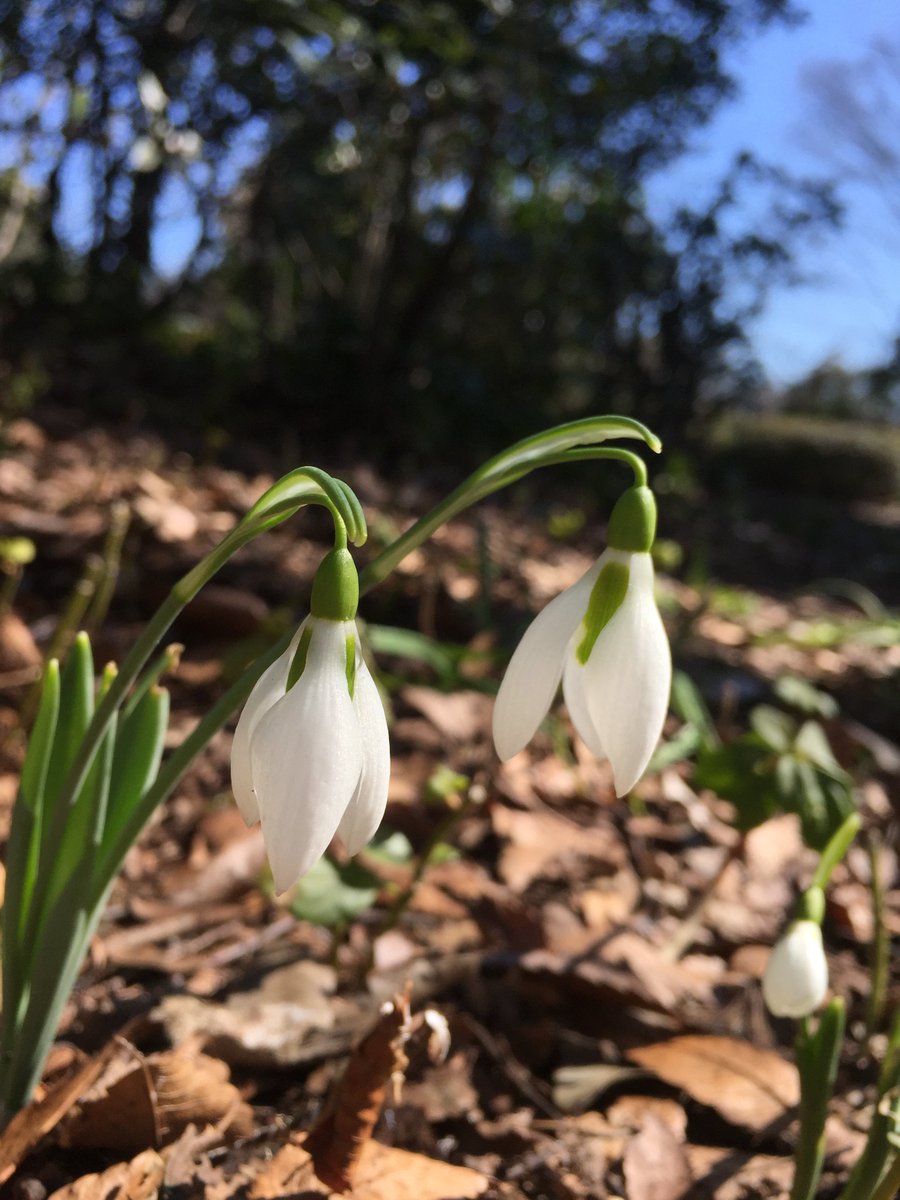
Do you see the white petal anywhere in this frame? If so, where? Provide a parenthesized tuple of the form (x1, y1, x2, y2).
(230, 624, 305, 825)
(250, 620, 363, 893)
(582, 553, 671, 794)
(561, 653, 606, 759)
(763, 921, 828, 1018)
(492, 559, 602, 760)
(337, 657, 391, 855)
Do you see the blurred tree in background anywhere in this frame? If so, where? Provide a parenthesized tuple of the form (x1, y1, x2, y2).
(0, 0, 839, 461)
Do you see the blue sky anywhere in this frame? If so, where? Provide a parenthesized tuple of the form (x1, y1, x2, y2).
(645, 0, 900, 384)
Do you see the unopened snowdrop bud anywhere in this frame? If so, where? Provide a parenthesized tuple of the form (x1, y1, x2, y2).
(763, 916, 829, 1019)
(492, 484, 671, 795)
(230, 547, 389, 894)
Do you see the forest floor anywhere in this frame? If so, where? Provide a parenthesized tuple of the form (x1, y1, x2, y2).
(0, 411, 897, 1199)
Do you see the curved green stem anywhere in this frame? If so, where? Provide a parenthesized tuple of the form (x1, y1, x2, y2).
(360, 417, 659, 593)
(531, 446, 648, 486)
(810, 811, 861, 891)
(790, 998, 845, 1200)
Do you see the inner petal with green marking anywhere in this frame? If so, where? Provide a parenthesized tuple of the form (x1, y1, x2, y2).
(575, 559, 630, 665)
(286, 623, 313, 691)
(345, 633, 357, 697)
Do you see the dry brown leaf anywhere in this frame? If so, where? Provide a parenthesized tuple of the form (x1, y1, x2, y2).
(134, 493, 199, 542)
(0, 612, 41, 673)
(250, 1138, 488, 1200)
(59, 1046, 158, 1151)
(603, 933, 722, 1009)
(47, 1149, 164, 1200)
(61, 1047, 252, 1151)
(623, 1113, 693, 1200)
(402, 686, 492, 742)
(305, 989, 411, 1192)
(403, 1053, 481, 1122)
(154, 960, 370, 1068)
(579, 868, 641, 932)
(352, 1140, 489, 1199)
(608, 1096, 687, 1142)
(685, 1145, 793, 1199)
(0, 1036, 122, 1184)
(628, 1036, 799, 1131)
(492, 806, 624, 891)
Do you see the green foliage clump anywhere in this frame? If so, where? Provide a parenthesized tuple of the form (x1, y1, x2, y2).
(668, 671, 855, 851)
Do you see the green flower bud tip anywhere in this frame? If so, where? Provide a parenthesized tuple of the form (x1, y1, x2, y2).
(310, 547, 359, 621)
(607, 486, 657, 553)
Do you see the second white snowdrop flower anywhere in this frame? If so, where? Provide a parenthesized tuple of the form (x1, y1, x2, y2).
(763, 888, 829, 1019)
(230, 546, 390, 894)
(493, 484, 671, 795)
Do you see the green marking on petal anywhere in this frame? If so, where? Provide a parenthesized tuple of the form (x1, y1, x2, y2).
(286, 624, 314, 691)
(345, 634, 357, 697)
(575, 560, 630, 665)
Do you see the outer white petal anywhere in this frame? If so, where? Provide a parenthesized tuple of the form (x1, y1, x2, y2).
(230, 623, 305, 825)
(763, 920, 829, 1018)
(492, 559, 602, 760)
(582, 552, 671, 794)
(250, 620, 363, 893)
(337, 655, 391, 855)
(561, 652, 606, 759)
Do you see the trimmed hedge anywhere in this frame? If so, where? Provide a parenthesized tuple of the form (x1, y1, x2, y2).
(705, 414, 900, 502)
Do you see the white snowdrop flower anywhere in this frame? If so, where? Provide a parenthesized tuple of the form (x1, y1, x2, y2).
(230, 548, 390, 894)
(763, 888, 830, 1019)
(763, 919, 829, 1018)
(493, 485, 671, 795)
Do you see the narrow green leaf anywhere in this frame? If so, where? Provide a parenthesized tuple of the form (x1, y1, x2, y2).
(751, 704, 796, 752)
(42, 633, 94, 819)
(122, 643, 181, 719)
(790, 998, 845, 1200)
(44, 675, 119, 914)
(0, 867, 99, 1114)
(101, 686, 169, 860)
(795, 720, 848, 776)
(365, 624, 461, 689)
(670, 670, 720, 753)
(1, 660, 60, 1046)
